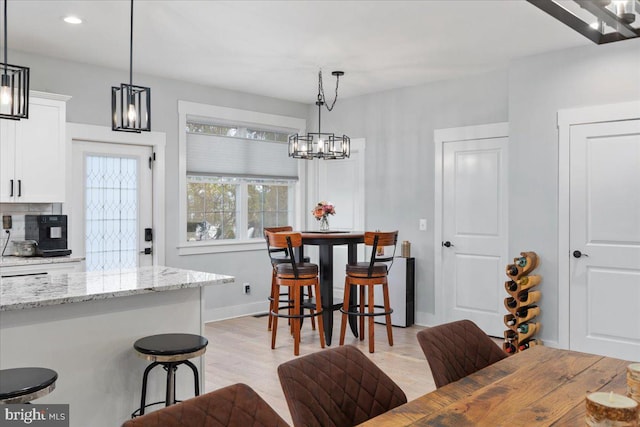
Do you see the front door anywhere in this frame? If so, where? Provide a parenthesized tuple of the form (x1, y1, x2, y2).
(569, 119, 640, 360)
(440, 128, 508, 336)
(72, 141, 154, 271)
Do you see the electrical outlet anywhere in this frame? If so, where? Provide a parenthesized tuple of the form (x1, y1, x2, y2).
(243, 283, 251, 294)
(419, 219, 427, 231)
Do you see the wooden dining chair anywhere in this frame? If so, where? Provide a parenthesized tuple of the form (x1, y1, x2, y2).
(121, 383, 289, 427)
(339, 230, 398, 353)
(277, 345, 406, 427)
(264, 226, 315, 332)
(416, 319, 507, 388)
(266, 231, 325, 355)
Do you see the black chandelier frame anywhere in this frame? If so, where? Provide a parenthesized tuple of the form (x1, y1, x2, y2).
(1, 0, 29, 120)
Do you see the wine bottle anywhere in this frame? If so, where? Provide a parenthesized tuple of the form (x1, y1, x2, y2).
(515, 305, 540, 321)
(517, 290, 541, 305)
(517, 323, 539, 341)
(504, 314, 516, 327)
(505, 280, 518, 293)
(518, 339, 540, 351)
(517, 256, 527, 267)
(504, 329, 517, 341)
(503, 341, 516, 354)
(505, 297, 518, 309)
(517, 323, 530, 334)
(516, 275, 541, 291)
(506, 264, 519, 277)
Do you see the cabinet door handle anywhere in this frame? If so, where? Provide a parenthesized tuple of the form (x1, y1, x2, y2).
(17, 180, 21, 197)
(9, 179, 13, 197)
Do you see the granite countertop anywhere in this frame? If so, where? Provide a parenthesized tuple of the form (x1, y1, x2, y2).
(0, 256, 85, 268)
(0, 266, 234, 311)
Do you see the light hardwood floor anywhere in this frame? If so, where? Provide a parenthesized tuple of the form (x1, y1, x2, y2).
(203, 313, 435, 425)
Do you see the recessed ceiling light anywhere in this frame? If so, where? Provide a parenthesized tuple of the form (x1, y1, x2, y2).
(63, 16, 82, 24)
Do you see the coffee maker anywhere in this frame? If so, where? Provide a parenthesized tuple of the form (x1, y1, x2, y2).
(25, 215, 72, 257)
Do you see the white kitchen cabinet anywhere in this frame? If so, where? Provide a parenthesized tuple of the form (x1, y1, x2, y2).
(0, 91, 71, 203)
(0, 258, 84, 278)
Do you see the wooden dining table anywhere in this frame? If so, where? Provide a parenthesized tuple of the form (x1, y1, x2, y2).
(296, 231, 364, 345)
(360, 346, 636, 426)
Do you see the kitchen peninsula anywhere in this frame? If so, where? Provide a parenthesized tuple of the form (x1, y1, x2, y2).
(0, 266, 234, 427)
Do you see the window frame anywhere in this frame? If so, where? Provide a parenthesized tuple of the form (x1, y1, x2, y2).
(177, 101, 306, 255)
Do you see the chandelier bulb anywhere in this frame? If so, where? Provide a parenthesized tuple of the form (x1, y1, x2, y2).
(0, 85, 11, 106)
(127, 103, 137, 122)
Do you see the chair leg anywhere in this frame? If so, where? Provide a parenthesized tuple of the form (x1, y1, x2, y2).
(183, 360, 200, 397)
(382, 278, 394, 347)
(308, 285, 316, 331)
(138, 361, 160, 416)
(339, 276, 351, 345)
(314, 278, 325, 349)
(359, 285, 365, 341)
(368, 284, 375, 353)
(268, 272, 276, 331)
(292, 285, 301, 356)
(271, 284, 279, 350)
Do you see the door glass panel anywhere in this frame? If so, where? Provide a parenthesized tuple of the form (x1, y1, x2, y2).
(85, 155, 138, 271)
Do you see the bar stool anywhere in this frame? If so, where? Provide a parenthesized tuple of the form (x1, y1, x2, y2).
(266, 231, 325, 356)
(131, 333, 208, 417)
(264, 226, 315, 332)
(0, 367, 58, 403)
(339, 230, 398, 353)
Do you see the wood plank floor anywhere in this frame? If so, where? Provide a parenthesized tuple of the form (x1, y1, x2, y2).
(203, 313, 435, 425)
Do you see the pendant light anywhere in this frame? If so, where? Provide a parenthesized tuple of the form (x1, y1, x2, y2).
(1, 0, 29, 120)
(112, 0, 150, 132)
(288, 70, 350, 160)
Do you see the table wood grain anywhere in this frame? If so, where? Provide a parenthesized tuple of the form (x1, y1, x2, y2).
(360, 346, 635, 426)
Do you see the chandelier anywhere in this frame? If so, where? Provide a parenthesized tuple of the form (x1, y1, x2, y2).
(112, 0, 151, 132)
(527, 0, 639, 44)
(289, 70, 350, 160)
(1, 0, 30, 120)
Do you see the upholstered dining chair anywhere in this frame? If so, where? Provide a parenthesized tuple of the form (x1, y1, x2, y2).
(264, 226, 315, 332)
(339, 230, 398, 353)
(121, 383, 289, 427)
(277, 345, 407, 427)
(416, 319, 507, 388)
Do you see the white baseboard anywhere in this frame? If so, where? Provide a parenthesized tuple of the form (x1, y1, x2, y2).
(204, 301, 266, 323)
(415, 310, 439, 328)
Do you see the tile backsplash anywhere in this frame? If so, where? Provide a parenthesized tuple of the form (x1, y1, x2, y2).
(0, 203, 62, 255)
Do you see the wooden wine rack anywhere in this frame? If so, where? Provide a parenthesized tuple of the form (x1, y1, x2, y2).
(503, 251, 542, 355)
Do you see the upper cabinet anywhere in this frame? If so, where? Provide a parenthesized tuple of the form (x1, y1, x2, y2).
(0, 92, 71, 203)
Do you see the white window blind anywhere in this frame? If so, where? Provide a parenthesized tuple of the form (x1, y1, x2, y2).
(187, 133, 298, 179)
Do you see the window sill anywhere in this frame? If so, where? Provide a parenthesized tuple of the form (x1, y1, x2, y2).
(177, 240, 265, 255)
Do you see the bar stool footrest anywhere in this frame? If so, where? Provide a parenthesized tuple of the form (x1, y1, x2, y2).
(340, 304, 393, 317)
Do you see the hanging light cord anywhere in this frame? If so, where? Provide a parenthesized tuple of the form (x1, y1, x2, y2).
(129, 0, 133, 86)
(318, 70, 340, 112)
(3, 0, 8, 75)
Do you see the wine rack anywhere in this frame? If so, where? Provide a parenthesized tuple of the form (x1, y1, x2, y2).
(503, 251, 542, 355)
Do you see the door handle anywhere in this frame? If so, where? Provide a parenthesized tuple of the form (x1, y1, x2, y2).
(139, 248, 152, 255)
(573, 250, 588, 258)
(9, 179, 13, 197)
(442, 241, 454, 248)
(17, 180, 21, 197)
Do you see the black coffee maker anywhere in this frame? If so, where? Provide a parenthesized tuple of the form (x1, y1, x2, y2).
(25, 215, 72, 257)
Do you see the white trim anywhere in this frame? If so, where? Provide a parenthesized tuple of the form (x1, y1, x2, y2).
(556, 100, 640, 350)
(203, 301, 266, 323)
(432, 122, 509, 327)
(30, 90, 72, 102)
(65, 123, 166, 266)
(177, 100, 307, 255)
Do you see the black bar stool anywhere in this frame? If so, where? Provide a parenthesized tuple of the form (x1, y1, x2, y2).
(0, 367, 58, 403)
(131, 333, 208, 417)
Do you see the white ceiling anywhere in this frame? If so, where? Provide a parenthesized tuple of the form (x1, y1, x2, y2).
(4, 0, 591, 103)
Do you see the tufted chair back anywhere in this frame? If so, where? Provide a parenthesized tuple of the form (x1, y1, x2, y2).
(416, 319, 507, 389)
(277, 345, 406, 427)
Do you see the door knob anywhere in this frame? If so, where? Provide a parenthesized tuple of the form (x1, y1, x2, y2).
(442, 241, 454, 248)
(573, 250, 588, 258)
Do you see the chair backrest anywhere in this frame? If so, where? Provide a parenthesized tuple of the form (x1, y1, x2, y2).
(121, 383, 289, 427)
(363, 230, 398, 276)
(264, 226, 294, 260)
(277, 345, 407, 427)
(416, 319, 507, 389)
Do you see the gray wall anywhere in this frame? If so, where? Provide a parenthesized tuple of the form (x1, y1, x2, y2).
(11, 35, 640, 343)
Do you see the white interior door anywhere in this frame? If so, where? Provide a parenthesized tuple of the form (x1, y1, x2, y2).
(569, 119, 640, 360)
(441, 134, 508, 336)
(317, 139, 365, 296)
(72, 141, 153, 271)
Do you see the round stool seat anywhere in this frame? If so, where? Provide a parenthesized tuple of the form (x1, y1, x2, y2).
(134, 333, 208, 362)
(0, 367, 58, 403)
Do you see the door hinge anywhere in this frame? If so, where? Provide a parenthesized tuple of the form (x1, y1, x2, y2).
(148, 152, 156, 169)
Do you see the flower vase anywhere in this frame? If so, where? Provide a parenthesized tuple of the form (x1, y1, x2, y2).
(319, 216, 330, 231)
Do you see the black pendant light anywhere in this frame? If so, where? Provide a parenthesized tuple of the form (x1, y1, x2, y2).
(1, 0, 29, 120)
(288, 70, 350, 160)
(527, 0, 639, 44)
(112, 0, 150, 132)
